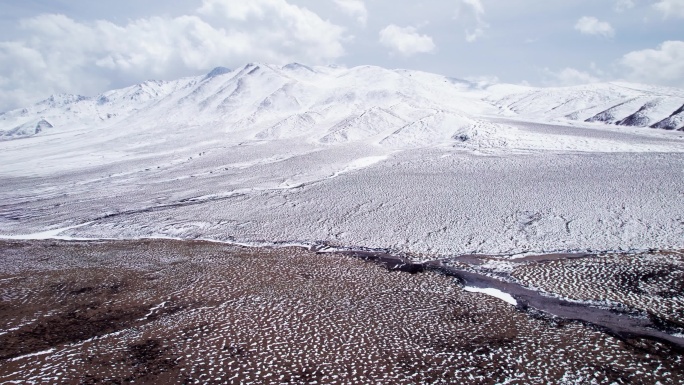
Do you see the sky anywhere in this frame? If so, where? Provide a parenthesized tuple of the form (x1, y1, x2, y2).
(0, 0, 682, 112)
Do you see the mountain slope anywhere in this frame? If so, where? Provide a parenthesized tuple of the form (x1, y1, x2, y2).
(652, 104, 684, 130)
(1, 64, 683, 148)
(0, 63, 495, 147)
(487, 82, 684, 130)
(0, 64, 683, 257)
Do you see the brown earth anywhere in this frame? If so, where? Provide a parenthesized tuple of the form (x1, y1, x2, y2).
(0, 239, 682, 384)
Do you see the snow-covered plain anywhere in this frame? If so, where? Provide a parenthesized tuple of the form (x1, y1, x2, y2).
(0, 63, 683, 258)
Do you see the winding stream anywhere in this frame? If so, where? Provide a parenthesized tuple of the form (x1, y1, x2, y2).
(339, 247, 684, 350)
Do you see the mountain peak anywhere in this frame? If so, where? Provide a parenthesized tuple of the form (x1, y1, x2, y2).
(205, 67, 232, 79)
(39, 94, 88, 107)
(1, 63, 683, 143)
(282, 63, 314, 72)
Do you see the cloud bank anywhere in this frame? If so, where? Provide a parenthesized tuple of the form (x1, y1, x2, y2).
(0, 0, 349, 111)
(620, 40, 684, 86)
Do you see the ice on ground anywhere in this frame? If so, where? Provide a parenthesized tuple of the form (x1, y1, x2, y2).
(333, 156, 389, 177)
(0, 223, 92, 240)
(464, 287, 518, 306)
(9, 348, 56, 362)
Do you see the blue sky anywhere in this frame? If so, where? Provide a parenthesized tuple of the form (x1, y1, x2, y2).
(0, 0, 682, 111)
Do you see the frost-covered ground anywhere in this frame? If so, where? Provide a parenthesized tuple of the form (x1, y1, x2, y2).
(0, 64, 683, 257)
(511, 251, 684, 329)
(1, 141, 682, 257)
(2, 240, 682, 384)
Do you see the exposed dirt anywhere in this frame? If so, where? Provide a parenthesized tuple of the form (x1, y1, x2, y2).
(1, 240, 683, 384)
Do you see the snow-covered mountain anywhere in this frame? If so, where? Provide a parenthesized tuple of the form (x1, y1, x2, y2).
(0, 63, 489, 146)
(487, 82, 684, 130)
(1, 63, 683, 257)
(2, 63, 682, 144)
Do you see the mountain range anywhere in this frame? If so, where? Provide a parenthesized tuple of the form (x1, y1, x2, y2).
(2, 63, 683, 144)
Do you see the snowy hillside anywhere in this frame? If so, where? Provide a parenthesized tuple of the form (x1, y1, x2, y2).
(487, 82, 684, 130)
(3, 63, 682, 146)
(0, 63, 495, 146)
(0, 64, 683, 257)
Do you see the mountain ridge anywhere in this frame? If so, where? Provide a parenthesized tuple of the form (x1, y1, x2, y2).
(1, 63, 683, 143)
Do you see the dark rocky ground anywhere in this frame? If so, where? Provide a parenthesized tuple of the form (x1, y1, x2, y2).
(1, 240, 682, 384)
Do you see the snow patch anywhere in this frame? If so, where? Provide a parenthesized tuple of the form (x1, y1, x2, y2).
(9, 348, 56, 362)
(332, 156, 389, 177)
(464, 286, 518, 306)
(0, 222, 92, 240)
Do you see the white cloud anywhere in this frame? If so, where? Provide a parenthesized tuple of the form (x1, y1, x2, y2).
(0, 0, 348, 111)
(197, 1, 265, 20)
(333, 0, 368, 25)
(544, 67, 601, 86)
(462, 0, 485, 15)
(614, 0, 636, 12)
(379, 25, 436, 56)
(653, 0, 684, 18)
(197, 0, 347, 60)
(456, 0, 489, 43)
(620, 40, 684, 86)
(574, 16, 615, 38)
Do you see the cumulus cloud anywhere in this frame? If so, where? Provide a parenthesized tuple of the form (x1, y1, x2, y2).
(653, 0, 684, 18)
(455, 0, 489, 43)
(620, 40, 684, 86)
(379, 25, 436, 56)
(333, 0, 368, 25)
(574, 16, 615, 38)
(196, 0, 346, 59)
(544, 67, 601, 86)
(0, 0, 348, 111)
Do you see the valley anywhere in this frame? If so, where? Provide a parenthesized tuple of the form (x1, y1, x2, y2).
(1, 63, 683, 384)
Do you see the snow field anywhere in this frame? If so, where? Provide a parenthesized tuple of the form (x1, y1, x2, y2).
(1, 63, 683, 257)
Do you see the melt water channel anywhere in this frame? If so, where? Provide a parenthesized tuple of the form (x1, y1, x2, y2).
(335, 247, 684, 350)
